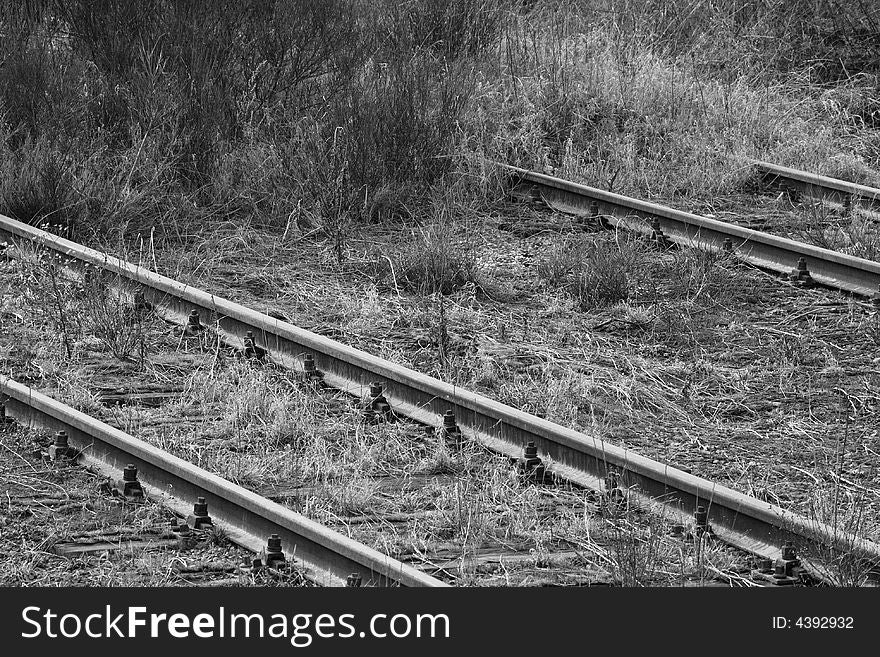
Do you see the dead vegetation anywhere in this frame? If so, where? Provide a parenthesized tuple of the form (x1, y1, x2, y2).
(2, 1, 880, 587)
(0, 422, 306, 587)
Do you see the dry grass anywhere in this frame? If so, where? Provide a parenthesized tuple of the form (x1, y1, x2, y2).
(2, 242, 762, 585)
(0, 422, 292, 587)
(1, 1, 878, 250)
(3, 1, 880, 586)
(538, 234, 644, 309)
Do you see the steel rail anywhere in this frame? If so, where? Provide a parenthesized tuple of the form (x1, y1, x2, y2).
(2, 212, 879, 580)
(0, 376, 446, 587)
(750, 158, 880, 211)
(500, 164, 880, 298)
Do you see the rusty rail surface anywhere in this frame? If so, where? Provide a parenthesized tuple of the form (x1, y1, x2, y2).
(2, 211, 879, 582)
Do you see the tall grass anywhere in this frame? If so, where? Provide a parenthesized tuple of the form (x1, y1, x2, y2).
(0, 0, 878, 244)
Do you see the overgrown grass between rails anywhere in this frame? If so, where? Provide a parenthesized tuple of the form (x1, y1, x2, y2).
(794, 407, 879, 586)
(537, 234, 644, 309)
(10, 242, 157, 364)
(787, 200, 880, 262)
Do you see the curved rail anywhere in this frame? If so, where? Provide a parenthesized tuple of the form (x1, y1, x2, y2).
(0, 376, 446, 587)
(500, 164, 880, 298)
(2, 211, 879, 581)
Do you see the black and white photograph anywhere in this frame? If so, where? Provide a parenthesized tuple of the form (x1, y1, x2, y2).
(0, 0, 876, 652)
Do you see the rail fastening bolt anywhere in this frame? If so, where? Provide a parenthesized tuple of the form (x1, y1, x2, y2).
(184, 310, 202, 336)
(872, 284, 880, 308)
(265, 533, 286, 565)
(605, 469, 620, 491)
(133, 289, 151, 312)
(604, 469, 625, 504)
(368, 382, 391, 418)
(244, 330, 266, 360)
(442, 409, 459, 430)
(520, 441, 545, 483)
(347, 574, 363, 587)
(301, 354, 324, 384)
(650, 217, 670, 248)
(187, 495, 213, 529)
(441, 410, 461, 445)
(789, 257, 814, 287)
(117, 463, 145, 500)
(722, 238, 733, 253)
(772, 558, 796, 584)
(49, 430, 76, 461)
(605, 468, 623, 497)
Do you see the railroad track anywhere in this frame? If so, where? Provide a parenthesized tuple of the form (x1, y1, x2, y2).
(3, 207, 879, 586)
(501, 162, 880, 299)
(751, 159, 880, 213)
(0, 375, 445, 587)
(0, 281, 744, 587)
(0, 417, 272, 587)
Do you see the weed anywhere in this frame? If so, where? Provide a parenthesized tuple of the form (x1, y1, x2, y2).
(602, 510, 665, 586)
(393, 223, 478, 296)
(798, 407, 877, 586)
(78, 278, 149, 365)
(538, 235, 642, 309)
